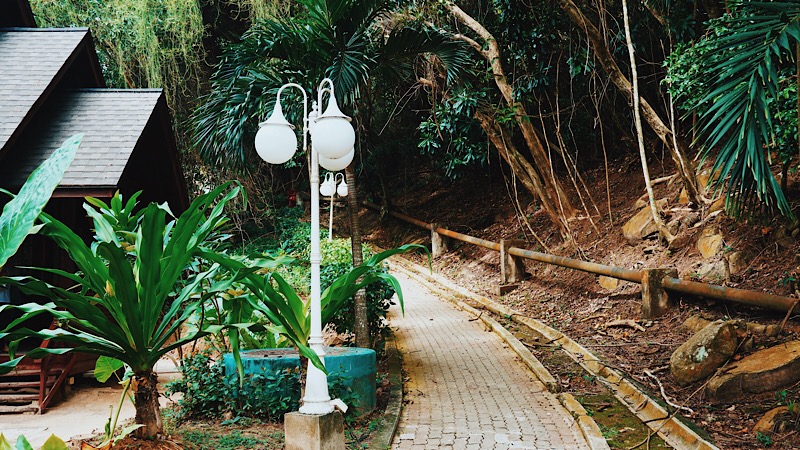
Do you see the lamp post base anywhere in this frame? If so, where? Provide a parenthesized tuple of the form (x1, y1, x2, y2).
(284, 411, 345, 450)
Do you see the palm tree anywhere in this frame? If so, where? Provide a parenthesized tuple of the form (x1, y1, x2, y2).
(684, 0, 800, 218)
(191, 0, 469, 346)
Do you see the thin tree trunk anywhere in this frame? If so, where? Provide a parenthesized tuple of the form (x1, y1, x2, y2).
(444, 1, 576, 226)
(622, 0, 673, 242)
(133, 371, 162, 439)
(558, 0, 703, 206)
(345, 165, 369, 348)
(474, 109, 568, 236)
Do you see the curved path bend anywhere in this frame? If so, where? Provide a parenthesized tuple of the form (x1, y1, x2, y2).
(389, 272, 590, 450)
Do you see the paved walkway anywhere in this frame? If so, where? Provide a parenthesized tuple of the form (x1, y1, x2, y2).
(389, 272, 590, 450)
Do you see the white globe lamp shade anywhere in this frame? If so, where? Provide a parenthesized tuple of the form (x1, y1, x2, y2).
(313, 96, 355, 159)
(318, 148, 354, 171)
(255, 103, 297, 164)
(337, 180, 348, 197)
(320, 178, 336, 197)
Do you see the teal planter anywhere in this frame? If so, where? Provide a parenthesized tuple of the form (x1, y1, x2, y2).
(224, 347, 376, 416)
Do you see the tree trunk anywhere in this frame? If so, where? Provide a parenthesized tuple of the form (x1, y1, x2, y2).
(444, 1, 576, 227)
(622, 0, 673, 242)
(133, 371, 162, 439)
(345, 165, 370, 348)
(474, 109, 569, 236)
(557, 0, 703, 206)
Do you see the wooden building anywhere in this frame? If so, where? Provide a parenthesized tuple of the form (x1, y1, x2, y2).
(0, 1, 188, 413)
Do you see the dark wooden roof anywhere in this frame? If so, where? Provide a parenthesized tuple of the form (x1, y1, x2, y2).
(4, 89, 163, 188)
(0, 0, 36, 27)
(0, 28, 103, 157)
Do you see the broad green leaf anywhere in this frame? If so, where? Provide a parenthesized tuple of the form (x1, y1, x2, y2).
(94, 356, 124, 383)
(0, 134, 80, 270)
(39, 435, 69, 450)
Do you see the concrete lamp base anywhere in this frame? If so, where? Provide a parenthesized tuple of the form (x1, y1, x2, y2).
(284, 411, 345, 450)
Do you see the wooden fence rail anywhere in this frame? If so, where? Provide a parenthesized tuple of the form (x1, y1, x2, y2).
(362, 202, 798, 317)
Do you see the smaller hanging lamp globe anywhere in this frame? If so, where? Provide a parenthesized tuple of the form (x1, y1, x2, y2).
(312, 94, 355, 160)
(318, 147, 354, 172)
(255, 102, 297, 164)
(337, 179, 348, 197)
(320, 173, 336, 197)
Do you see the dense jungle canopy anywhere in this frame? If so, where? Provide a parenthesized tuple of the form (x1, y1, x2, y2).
(30, 0, 800, 233)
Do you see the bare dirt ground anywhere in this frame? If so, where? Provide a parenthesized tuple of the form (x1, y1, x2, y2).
(348, 152, 800, 449)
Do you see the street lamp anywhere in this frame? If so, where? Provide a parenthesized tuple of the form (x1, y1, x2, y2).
(254, 79, 355, 416)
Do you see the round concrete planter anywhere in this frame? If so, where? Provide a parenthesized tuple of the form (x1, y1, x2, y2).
(223, 347, 376, 415)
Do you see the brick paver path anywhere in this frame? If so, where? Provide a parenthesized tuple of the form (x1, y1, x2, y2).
(389, 272, 590, 450)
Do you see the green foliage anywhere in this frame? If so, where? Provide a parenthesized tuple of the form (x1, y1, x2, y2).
(0, 182, 324, 383)
(30, 0, 206, 127)
(418, 88, 489, 179)
(0, 134, 80, 271)
(166, 352, 358, 422)
(165, 352, 231, 419)
(190, 0, 470, 168)
(666, 1, 800, 218)
(756, 431, 774, 447)
(0, 434, 68, 450)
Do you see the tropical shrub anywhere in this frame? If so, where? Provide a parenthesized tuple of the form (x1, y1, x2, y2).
(0, 182, 313, 438)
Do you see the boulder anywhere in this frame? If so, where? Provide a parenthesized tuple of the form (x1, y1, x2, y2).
(598, 276, 619, 291)
(726, 251, 748, 275)
(774, 227, 795, 250)
(753, 407, 791, 434)
(697, 226, 724, 259)
(670, 320, 739, 386)
(695, 261, 729, 283)
(622, 199, 668, 243)
(707, 341, 800, 402)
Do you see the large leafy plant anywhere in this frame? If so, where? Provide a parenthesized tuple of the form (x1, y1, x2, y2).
(0, 182, 311, 439)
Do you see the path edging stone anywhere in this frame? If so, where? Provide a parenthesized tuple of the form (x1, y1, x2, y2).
(391, 261, 609, 450)
(390, 256, 719, 450)
(370, 330, 404, 448)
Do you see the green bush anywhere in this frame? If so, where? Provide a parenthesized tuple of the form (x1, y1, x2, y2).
(166, 352, 358, 422)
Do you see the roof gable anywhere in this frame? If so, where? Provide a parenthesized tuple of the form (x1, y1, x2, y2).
(4, 89, 162, 188)
(0, 28, 100, 155)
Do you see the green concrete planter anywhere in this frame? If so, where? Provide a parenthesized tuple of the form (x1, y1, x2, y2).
(224, 347, 376, 416)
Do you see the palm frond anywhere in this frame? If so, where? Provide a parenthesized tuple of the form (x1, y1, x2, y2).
(693, 0, 800, 218)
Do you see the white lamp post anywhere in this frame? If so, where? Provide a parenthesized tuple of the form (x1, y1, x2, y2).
(254, 79, 355, 416)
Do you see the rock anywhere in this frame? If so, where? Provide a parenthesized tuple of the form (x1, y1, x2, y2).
(670, 320, 739, 386)
(622, 199, 668, 243)
(707, 341, 800, 402)
(774, 227, 795, 250)
(667, 218, 681, 236)
(634, 193, 648, 209)
(680, 212, 701, 228)
(598, 276, 619, 291)
(683, 315, 712, 334)
(726, 251, 748, 275)
(709, 197, 726, 214)
(753, 406, 791, 434)
(697, 226, 724, 259)
(696, 261, 729, 283)
(679, 173, 710, 204)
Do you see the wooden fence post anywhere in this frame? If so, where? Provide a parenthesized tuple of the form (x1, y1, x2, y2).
(495, 239, 527, 295)
(431, 223, 449, 258)
(641, 268, 678, 318)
